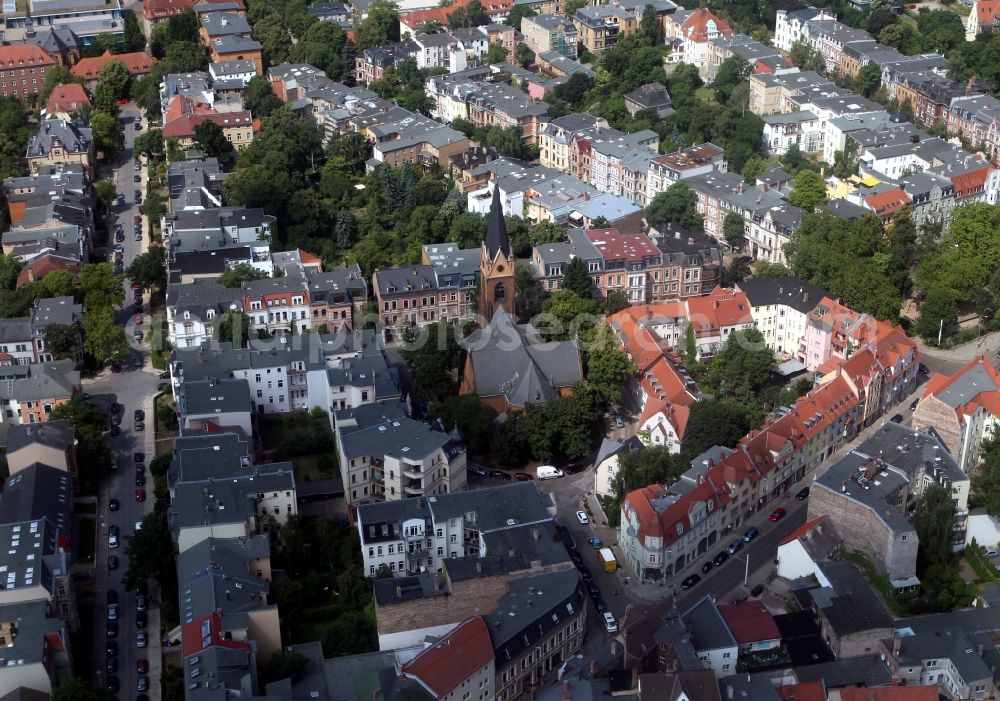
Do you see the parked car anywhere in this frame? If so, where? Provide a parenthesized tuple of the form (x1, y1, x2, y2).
(107, 676, 119, 694)
(135, 474, 145, 487)
(107, 590, 118, 605)
(136, 659, 149, 674)
(769, 507, 786, 522)
(137, 676, 149, 692)
(134, 409, 145, 422)
(135, 489, 146, 502)
(588, 537, 602, 548)
(680, 574, 701, 590)
(910, 398, 920, 411)
(158, 371, 171, 380)
(106, 620, 118, 638)
(134, 330, 143, 341)
(106, 641, 118, 657)
(111, 403, 123, 414)
(136, 611, 147, 629)
(603, 611, 618, 634)
(488, 470, 511, 481)
(795, 487, 810, 500)
(136, 631, 147, 648)
(727, 539, 744, 555)
(712, 551, 729, 566)
(107, 603, 118, 621)
(135, 231, 142, 241)
(136, 595, 147, 612)
(133, 174, 141, 182)
(109, 533, 118, 549)
(106, 657, 118, 674)
(743, 526, 759, 543)
(513, 472, 534, 481)
(701, 560, 714, 574)
(108, 555, 119, 570)
(890, 413, 904, 424)
(615, 417, 624, 429)
(576, 511, 589, 525)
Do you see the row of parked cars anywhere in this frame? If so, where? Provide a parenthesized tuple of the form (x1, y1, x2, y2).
(105, 587, 151, 698)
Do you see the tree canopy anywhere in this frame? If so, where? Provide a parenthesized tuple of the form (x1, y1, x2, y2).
(645, 181, 703, 232)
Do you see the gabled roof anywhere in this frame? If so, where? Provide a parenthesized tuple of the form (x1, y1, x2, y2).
(0, 44, 55, 68)
(45, 83, 91, 115)
(863, 187, 910, 215)
(681, 8, 732, 41)
(401, 617, 493, 697)
(717, 600, 781, 645)
(70, 50, 157, 78)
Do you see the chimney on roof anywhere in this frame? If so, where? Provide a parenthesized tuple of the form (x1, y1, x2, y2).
(892, 634, 902, 658)
(687, 237, 694, 245)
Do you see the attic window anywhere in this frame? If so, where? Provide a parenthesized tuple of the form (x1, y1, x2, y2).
(675, 522, 683, 535)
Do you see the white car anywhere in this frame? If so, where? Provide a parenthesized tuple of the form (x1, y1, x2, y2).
(603, 611, 618, 634)
(108, 603, 118, 621)
(135, 521, 143, 532)
(576, 511, 589, 525)
(108, 534, 118, 549)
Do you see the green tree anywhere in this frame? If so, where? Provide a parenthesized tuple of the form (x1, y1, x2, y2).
(164, 40, 207, 72)
(789, 40, 823, 71)
(913, 483, 957, 574)
(81, 263, 124, 310)
(448, 0, 488, 27)
(516, 42, 535, 68)
(133, 128, 165, 162)
(52, 678, 107, 701)
(83, 307, 129, 363)
(42, 324, 79, 360)
(243, 75, 283, 118)
(915, 287, 957, 342)
(427, 395, 498, 453)
(485, 42, 509, 64)
(93, 178, 118, 211)
(49, 396, 111, 489)
(857, 61, 881, 98)
(972, 435, 1000, 514)
(723, 212, 744, 251)
(638, 3, 662, 44)
(540, 289, 600, 340)
(752, 261, 793, 278)
(562, 256, 593, 299)
(216, 311, 252, 347)
(219, 262, 270, 288)
(611, 445, 685, 502)
(97, 59, 131, 98)
(402, 322, 465, 403)
(43, 270, 75, 297)
(712, 55, 751, 103)
(645, 181, 703, 232)
(703, 327, 773, 403)
(584, 324, 635, 404)
(916, 203, 1000, 301)
(255, 13, 293, 64)
(125, 247, 167, 291)
(356, 0, 400, 49)
(604, 290, 629, 315)
(684, 322, 698, 365)
(564, 0, 587, 16)
(787, 168, 827, 211)
(194, 119, 236, 170)
(681, 400, 751, 460)
(90, 110, 122, 156)
(515, 261, 548, 320)
(123, 9, 146, 51)
(123, 509, 176, 592)
(507, 4, 536, 30)
(39, 66, 84, 102)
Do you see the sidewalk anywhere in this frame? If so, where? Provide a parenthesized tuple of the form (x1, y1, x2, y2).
(915, 329, 1000, 364)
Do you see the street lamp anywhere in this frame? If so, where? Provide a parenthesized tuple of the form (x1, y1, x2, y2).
(735, 553, 750, 588)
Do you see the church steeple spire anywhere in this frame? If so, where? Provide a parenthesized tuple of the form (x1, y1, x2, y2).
(484, 184, 510, 261)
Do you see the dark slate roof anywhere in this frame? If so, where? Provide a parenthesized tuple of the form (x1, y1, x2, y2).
(484, 184, 510, 261)
(681, 595, 737, 652)
(811, 561, 894, 636)
(0, 463, 71, 529)
(180, 378, 253, 417)
(6, 421, 74, 455)
(736, 277, 828, 314)
(792, 655, 892, 688)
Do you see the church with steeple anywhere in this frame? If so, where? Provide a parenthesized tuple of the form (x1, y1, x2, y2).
(478, 185, 515, 322)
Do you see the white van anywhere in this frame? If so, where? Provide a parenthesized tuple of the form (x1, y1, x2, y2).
(536, 466, 565, 480)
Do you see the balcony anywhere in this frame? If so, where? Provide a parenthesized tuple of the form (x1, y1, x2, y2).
(402, 465, 423, 480)
(403, 481, 423, 496)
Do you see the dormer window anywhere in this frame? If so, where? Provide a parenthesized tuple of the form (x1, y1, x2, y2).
(183, 311, 190, 320)
(675, 522, 683, 535)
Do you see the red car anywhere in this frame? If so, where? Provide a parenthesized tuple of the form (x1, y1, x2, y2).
(513, 472, 534, 481)
(117, 97, 129, 105)
(136, 659, 149, 674)
(769, 507, 786, 522)
(135, 489, 146, 502)
(133, 215, 142, 224)
(135, 314, 142, 325)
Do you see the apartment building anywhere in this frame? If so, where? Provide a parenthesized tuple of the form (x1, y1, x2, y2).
(162, 104, 255, 152)
(0, 360, 79, 426)
(686, 171, 787, 248)
(667, 7, 733, 72)
(0, 44, 55, 100)
(69, 49, 156, 80)
(886, 625, 1000, 700)
(748, 69, 839, 117)
(335, 401, 468, 508)
(648, 226, 722, 299)
(0, 297, 83, 366)
(355, 481, 556, 577)
(208, 34, 264, 74)
(521, 14, 578, 58)
(7, 422, 77, 477)
(25, 118, 94, 179)
(735, 277, 828, 358)
(355, 42, 419, 84)
(0, 599, 73, 697)
(373, 264, 474, 330)
(572, 5, 636, 55)
(646, 142, 726, 204)
(624, 82, 673, 118)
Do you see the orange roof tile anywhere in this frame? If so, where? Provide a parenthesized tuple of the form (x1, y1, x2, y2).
(717, 600, 781, 645)
(837, 687, 937, 701)
(777, 682, 826, 701)
(71, 50, 157, 79)
(623, 477, 728, 546)
(864, 188, 910, 215)
(0, 43, 55, 67)
(45, 83, 91, 114)
(401, 618, 494, 696)
(682, 8, 732, 41)
(400, 0, 511, 27)
(978, 0, 1000, 23)
(779, 515, 827, 546)
(163, 109, 253, 138)
(950, 163, 991, 198)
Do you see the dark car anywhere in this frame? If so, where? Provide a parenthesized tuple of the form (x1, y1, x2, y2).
(106, 657, 118, 674)
(680, 574, 701, 590)
(108, 555, 119, 570)
(115, 231, 125, 243)
(727, 539, 744, 554)
(919, 364, 929, 375)
(712, 551, 729, 567)
(136, 659, 149, 674)
(489, 470, 511, 481)
(107, 620, 118, 638)
(701, 560, 714, 574)
(513, 472, 534, 481)
(133, 174, 141, 182)
(136, 611, 147, 629)
(109, 498, 120, 511)
(137, 676, 149, 692)
(135, 452, 144, 463)
(110, 414, 122, 426)
(795, 487, 810, 500)
(107, 590, 118, 605)
(136, 595, 147, 612)
(134, 410, 145, 422)
(158, 371, 170, 380)
(910, 397, 920, 411)
(111, 403, 123, 414)
(109, 525, 119, 538)
(110, 425, 121, 437)
(135, 474, 145, 487)
(106, 641, 118, 657)
(107, 676, 119, 693)
(890, 413, 904, 424)
(743, 526, 760, 543)
(134, 419, 145, 431)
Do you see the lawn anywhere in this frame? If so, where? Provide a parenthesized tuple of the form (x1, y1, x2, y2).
(77, 518, 96, 564)
(154, 392, 178, 436)
(695, 86, 718, 104)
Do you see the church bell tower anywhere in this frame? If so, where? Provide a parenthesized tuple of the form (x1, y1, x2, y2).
(479, 184, 515, 321)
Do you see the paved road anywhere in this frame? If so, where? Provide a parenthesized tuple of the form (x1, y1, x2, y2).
(86, 103, 164, 701)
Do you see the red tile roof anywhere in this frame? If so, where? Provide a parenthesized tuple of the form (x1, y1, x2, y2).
(401, 618, 493, 696)
(681, 8, 732, 41)
(779, 515, 827, 546)
(717, 600, 781, 645)
(400, 0, 511, 27)
(622, 477, 728, 546)
(163, 109, 253, 138)
(586, 228, 660, 263)
(0, 43, 55, 67)
(71, 50, 157, 79)
(836, 687, 938, 701)
(949, 163, 991, 199)
(978, 0, 1000, 23)
(16, 255, 82, 287)
(863, 188, 910, 216)
(777, 682, 826, 701)
(145, 0, 242, 20)
(45, 83, 91, 115)
(684, 287, 753, 337)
